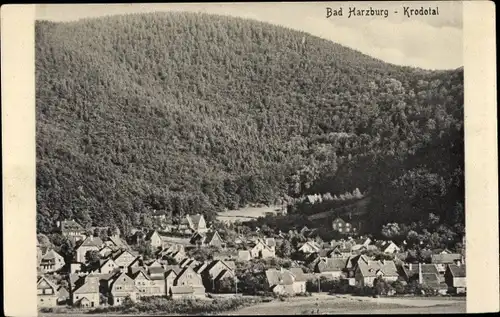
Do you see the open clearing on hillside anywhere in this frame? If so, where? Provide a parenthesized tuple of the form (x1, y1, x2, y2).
(216, 206, 280, 223)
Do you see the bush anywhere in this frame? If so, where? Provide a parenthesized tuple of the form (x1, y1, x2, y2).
(88, 296, 263, 315)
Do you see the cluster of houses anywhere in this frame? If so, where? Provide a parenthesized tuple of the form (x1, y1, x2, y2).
(37, 216, 467, 309)
(37, 216, 241, 308)
(265, 234, 466, 296)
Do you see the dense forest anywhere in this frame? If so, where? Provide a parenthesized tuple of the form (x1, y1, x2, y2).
(36, 12, 464, 244)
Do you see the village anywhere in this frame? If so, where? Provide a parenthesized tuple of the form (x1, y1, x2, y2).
(37, 209, 466, 312)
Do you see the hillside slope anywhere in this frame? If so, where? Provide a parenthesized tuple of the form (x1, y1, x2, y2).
(35, 12, 464, 234)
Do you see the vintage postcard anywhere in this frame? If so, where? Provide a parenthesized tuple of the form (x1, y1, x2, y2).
(1, 2, 498, 316)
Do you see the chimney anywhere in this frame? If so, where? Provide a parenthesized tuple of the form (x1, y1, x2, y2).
(418, 263, 423, 284)
(408, 263, 412, 271)
(56, 221, 61, 228)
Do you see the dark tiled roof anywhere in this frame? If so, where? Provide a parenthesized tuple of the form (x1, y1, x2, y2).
(290, 268, 307, 281)
(448, 264, 466, 277)
(317, 258, 347, 273)
(37, 275, 58, 291)
(188, 214, 202, 227)
(431, 254, 463, 264)
(61, 220, 84, 232)
(148, 266, 165, 275)
(265, 269, 298, 286)
(421, 273, 441, 288)
(78, 236, 103, 248)
(403, 264, 439, 279)
(358, 260, 398, 277)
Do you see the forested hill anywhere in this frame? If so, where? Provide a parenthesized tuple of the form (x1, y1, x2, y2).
(35, 12, 464, 236)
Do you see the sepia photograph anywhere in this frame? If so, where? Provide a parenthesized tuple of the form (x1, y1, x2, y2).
(1, 1, 498, 316)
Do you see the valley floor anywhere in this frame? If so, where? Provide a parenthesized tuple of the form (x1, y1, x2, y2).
(39, 294, 466, 316)
(225, 294, 466, 315)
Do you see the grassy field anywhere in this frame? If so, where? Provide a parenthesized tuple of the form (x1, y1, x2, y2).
(224, 294, 466, 315)
(39, 295, 466, 316)
(216, 206, 280, 223)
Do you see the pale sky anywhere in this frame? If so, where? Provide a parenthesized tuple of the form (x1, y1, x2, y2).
(35, 2, 463, 70)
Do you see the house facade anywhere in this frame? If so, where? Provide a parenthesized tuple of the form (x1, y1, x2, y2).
(59, 219, 87, 241)
(39, 249, 65, 273)
(265, 268, 307, 295)
(298, 241, 321, 254)
(75, 236, 104, 263)
(37, 276, 58, 308)
(113, 250, 139, 270)
(354, 260, 399, 287)
(250, 240, 275, 258)
(108, 272, 138, 306)
(445, 264, 466, 294)
(131, 270, 165, 297)
(72, 275, 100, 308)
(173, 267, 206, 298)
(332, 217, 356, 234)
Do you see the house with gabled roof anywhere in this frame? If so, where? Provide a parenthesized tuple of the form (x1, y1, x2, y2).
(105, 235, 129, 250)
(144, 230, 164, 250)
(431, 253, 464, 275)
(201, 260, 236, 292)
(91, 258, 120, 274)
(180, 214, 208, 234)
(298, 241, 321, 254)
(374, 240, 401, 254)
(355, 260, 399, 287)
(315, 258, 348, 279)
(37, 275, 59, 308)
(190, 230, 225, 248)
(165, 268, 179, 295)
(75, 236, 104, 263)
(129, 269, 164, 297)
(72, 274, 100, 307)
(400, 263, 439, 283)
(249, 239, 275, 258)
(99, 245, 114, 258)
(58, 219, 87, 241)
(39, 249, 65, 273)
(157, 244, 185, 258)
(332, 217, 357, 234)
(330, 243, 352, 258)
(265, 268, 307, 295)
(445, 264, 466, 294)
(56, 286, 70, 305)
(112, 249, 140, 270)
(167, 266, 205, 298)
(106, 271, 139, 306)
